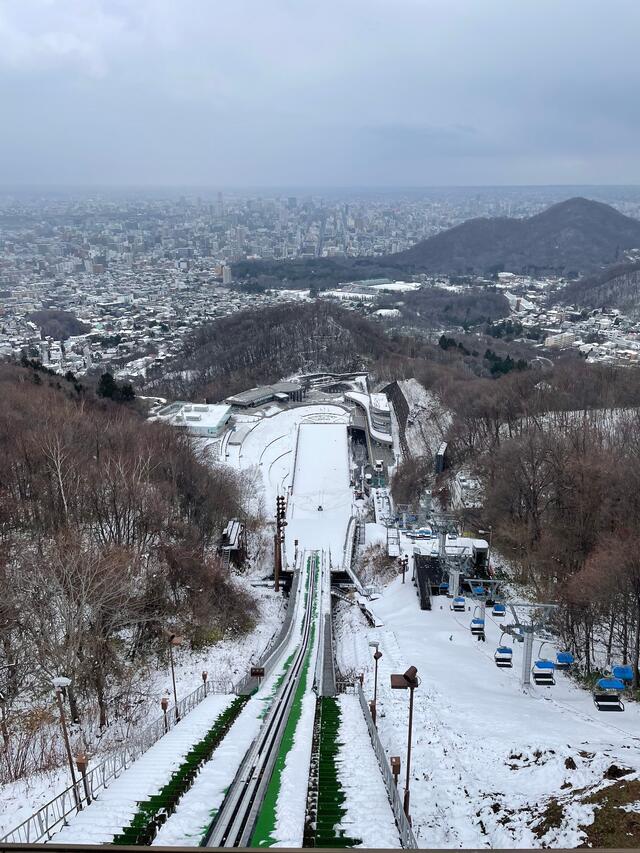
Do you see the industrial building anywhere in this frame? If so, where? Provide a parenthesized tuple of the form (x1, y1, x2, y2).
(225, 381, 305, 408)
(155, 402, 232, 437)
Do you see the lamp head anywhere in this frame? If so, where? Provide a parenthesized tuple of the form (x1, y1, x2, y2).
(403, 665, 419, 687)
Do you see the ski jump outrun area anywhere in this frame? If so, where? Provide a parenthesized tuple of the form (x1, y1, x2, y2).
(19, 402, 640, 849)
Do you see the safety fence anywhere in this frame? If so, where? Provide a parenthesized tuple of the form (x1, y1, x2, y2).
(0, 678, 232, 846)
(356, 682, 418, 849)
(235, 563, 301, 696)
(341, 515, 382, 598)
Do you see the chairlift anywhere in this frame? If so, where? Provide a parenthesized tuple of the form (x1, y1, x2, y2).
(451, 596, 466, 612)
(532, 660, 556, 686)
(472, 585, 485, 597)
(612, 665, 634, 684)
(555, 651, 575, 670)
(439, 582, 449, 594)
(495, 632, 513, 667)
(492, 603, 506, 618)
(532, 642, 555, 686)
(594, 677, 625, 712)
(470, 617, 485, 637)
(495, 646, 513, 668)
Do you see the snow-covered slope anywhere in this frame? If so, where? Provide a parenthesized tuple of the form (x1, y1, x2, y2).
(398, 378, 452, 458)
(336, 578, 640, 848)
(287, 422, 353, 559)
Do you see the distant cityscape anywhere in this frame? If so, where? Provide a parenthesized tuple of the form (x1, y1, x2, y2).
(2, 187, 640, 382)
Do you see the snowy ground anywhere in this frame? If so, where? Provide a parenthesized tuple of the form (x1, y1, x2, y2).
(151, 575, 286, 701)
(0, 571, 285, 842)
(335, 578, 640, 848)
(153, 553, 314, 847)
(336, 694, 400, 848)
(287, 422, 353, 562)
(54, 694, 234, 845)
(270, 554, 323, 847)
(228, 404, 350, 515)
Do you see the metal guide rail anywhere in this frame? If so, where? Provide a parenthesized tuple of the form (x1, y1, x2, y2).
(202, 552, 320, 848)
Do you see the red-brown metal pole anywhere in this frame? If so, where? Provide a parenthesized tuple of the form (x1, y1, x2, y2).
(403, 685, 415, 819)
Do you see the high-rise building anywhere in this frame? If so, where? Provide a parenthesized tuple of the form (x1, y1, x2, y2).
(222, 265, 233, 285)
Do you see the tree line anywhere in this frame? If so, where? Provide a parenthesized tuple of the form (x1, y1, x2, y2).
(0, 363, 254, 783)
(416, 358, 640, 685)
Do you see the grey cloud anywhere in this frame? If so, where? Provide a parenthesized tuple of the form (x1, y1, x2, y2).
(0, 0, 639, 186)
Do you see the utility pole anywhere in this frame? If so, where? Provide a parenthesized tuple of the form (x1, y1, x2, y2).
(390, 666, 420, 821)
(369, 641, 382, 724)
(275, 495, 287, 592)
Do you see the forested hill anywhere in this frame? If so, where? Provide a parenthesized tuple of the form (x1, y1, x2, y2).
(0, 361, 253, 737)
(151, 302, 409, 401)
(232, 198, 640, 287)
(390, 197, 640, 276)
(558, 261, 640, 316)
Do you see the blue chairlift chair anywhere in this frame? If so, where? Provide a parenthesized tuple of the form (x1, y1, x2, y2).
(532, 642, 557, 686)
(532, 659, 556, 686)
(470, 617, 485, 637)
(594, 677, 625, 712)
(495, 645, 513, 668)
(612, 665, 634, 684)
(555, 651, 575, 670)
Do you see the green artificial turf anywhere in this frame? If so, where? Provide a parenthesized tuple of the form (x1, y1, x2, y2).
(111, 695, 248, 846)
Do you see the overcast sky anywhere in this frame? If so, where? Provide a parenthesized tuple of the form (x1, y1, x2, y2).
(1, 0, 639, 188)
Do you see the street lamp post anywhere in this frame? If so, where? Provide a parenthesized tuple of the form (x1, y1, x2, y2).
(369, 641, 382, 725)
(76, 753, 91, 806)
(168, 634, 182, 722)
(52, 677, 81, 811)
(161, 695, 169, 733)
(390, 665, 419, 821)
(202, 670, 208, 696)
(398, 554, 409, 584)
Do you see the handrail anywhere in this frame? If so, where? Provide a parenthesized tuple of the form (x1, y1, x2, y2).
(0, 678, 232, 845)
(341, 515, 381, 597)
(356, 682, 418, 849)
(290, 424, 302, 493)
(234, 565, 301, 696)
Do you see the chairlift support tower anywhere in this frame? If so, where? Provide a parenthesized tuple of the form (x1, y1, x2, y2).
(504, 603, 558, 688)
(464, 577, 503, 621)
(430, 511, 465, 596)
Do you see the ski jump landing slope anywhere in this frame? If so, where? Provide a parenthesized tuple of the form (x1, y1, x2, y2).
(286, 422, 353, 561)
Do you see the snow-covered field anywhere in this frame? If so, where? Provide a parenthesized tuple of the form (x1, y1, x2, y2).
(336, 694, 400, 848)
(287, 422, 353, 560)
(336, 577, 640, 848)
(230, 404, 350, 512)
